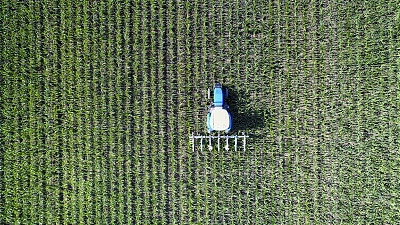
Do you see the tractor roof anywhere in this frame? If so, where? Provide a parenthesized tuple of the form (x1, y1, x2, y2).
(209, 107, 230, 131)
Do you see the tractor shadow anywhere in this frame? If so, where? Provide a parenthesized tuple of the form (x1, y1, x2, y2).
(224, 85, 270, 133)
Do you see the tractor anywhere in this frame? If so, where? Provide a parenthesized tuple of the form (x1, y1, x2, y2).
(190, 83, 248, 151)
(207, 83, 231, 133)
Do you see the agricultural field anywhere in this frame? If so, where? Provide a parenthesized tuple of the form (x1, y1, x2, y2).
(1, 0, 399, 224)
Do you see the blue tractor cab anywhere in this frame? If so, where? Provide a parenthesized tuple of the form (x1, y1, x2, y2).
(207, 83, 231, 133)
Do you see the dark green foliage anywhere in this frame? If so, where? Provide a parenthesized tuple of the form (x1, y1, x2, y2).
(1, 0, 399, 224)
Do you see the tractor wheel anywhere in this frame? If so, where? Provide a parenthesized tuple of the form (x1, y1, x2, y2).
(208, 88, 211, 99)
